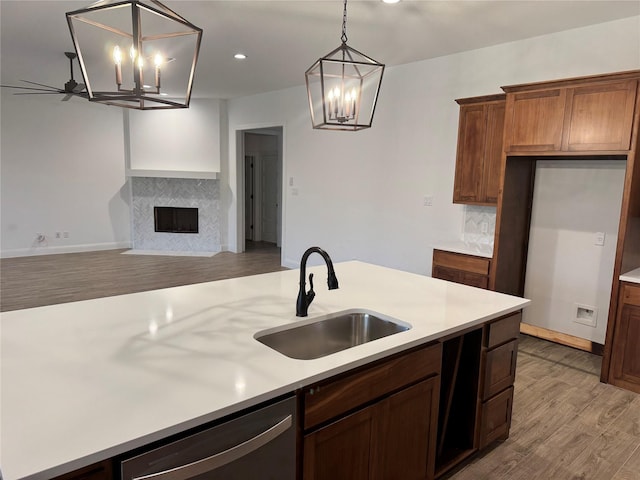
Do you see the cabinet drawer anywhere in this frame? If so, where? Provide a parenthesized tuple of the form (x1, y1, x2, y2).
(485, 311, 521, 348)
(461, 272, 490, 289)
(303, 343, 442, 430)
(482, 340, 518, 400)
(433, 250, 490, 275)
(623, 283, 640, 307)
(478, 386, 514, 449)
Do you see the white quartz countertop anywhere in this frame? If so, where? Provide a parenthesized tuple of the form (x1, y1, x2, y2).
(433, 241, 494, 259)
(620, 267, 640, 284)
(0, 261, 529, 480)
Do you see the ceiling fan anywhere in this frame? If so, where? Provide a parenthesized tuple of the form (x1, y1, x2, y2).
(1, 51, 87, 101)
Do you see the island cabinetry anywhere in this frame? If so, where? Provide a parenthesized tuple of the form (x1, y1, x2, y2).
(477, 312, 520, 448)
(608, 282, 640, 394)
(435, 311, 520, 477)
(503, 75, 638, 154)
(453, 94, 506, 205)
(300, 342, 442, 480)
(432, 249, 491, 289)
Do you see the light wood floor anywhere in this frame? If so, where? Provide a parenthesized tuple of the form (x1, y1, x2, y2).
(2, 246, 639, 479)
(0, 241, 287, 312)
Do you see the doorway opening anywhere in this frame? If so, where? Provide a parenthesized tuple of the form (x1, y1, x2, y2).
(241, 127, 283, 253)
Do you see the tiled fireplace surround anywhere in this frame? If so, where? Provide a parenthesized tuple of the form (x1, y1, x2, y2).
(130, 177, 221, 254)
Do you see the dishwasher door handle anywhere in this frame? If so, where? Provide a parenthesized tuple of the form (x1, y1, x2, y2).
(131, 414, 293, 480)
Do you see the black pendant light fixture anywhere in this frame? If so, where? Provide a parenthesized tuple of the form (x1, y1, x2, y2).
(305, 0, 385, 131)
(66, 0, 202, 110)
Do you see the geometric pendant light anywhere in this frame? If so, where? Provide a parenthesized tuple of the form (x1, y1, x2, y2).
(66, 0, 202, 110)
(305, 0, 385, 130)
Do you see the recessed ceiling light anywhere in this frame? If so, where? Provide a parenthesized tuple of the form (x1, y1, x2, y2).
(234, 53, 247, 60)
(382, 0, 400, 3)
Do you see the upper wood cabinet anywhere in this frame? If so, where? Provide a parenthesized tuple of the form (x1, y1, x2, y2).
(503, 75, 638, 154)
(564, 81, 637, 151)
(453, 94, 506, 205)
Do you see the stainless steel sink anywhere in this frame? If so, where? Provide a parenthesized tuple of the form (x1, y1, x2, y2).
(255, 310, 411, 360)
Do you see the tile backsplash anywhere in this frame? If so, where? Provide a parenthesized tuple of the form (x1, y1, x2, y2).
(463, 205, 496, 246)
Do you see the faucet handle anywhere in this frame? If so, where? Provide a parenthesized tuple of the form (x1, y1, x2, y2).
(306, 273, 316, 305)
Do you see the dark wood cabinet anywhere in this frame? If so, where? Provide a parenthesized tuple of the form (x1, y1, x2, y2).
(478, 386, 514, 449)
(301, 343, 441, 480)
(435, 311, 521, 477)
(503, 77, 637, 154)
(303, 378, 439, 480)
(476, 313, 520, 449)
(608, 282, 640, 394)
(564, 80, 637, 152)
(503, 88, 566, 153)
(432, 249, 491, 289)
(51, 461, 113, 480)
(453, 94, 506, 205)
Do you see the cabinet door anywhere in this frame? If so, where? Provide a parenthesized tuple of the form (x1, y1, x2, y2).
(505, 89, 566, 152)
(610, 287, 640, 393)
(563, 80, 637, 151)
(478, 386, 514, 449)
(482, 340, 518, 400)
(373, 378, 439, 480)
(482, 102, 506, 203)
(453, 104, 486, 203)
(303, 406, 374, 480)
(303, 378, 439, 480)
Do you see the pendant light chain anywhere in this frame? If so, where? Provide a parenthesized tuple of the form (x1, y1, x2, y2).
(341, 0, 348, 44)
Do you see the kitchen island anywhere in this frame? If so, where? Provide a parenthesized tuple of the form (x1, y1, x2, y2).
(0, 261, 529, 480)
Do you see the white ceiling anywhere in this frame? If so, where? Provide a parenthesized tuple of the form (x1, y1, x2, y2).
(1, 0, 639, 100)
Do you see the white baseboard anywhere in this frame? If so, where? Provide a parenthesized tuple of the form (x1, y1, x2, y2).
(1, 241, 132, 258)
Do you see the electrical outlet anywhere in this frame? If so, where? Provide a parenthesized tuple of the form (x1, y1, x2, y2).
(63, 231, 69, 239)
(55, 232, 61, 239)
(423, 195, 433, 207)
(595, 232, 605, 246)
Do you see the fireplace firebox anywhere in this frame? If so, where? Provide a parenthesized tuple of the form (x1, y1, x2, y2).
(154, 207, 199, 234)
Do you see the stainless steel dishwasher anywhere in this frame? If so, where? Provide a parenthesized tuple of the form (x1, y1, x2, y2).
(120, 395, 296, 480)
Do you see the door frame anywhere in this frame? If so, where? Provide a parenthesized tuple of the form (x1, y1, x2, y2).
(233, 124, 285, 255)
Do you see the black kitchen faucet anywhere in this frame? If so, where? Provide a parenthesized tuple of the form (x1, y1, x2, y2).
(296, 246, 339, 317)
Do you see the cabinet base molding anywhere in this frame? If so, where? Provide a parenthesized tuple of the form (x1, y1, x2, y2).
(519, 323, 604, 355)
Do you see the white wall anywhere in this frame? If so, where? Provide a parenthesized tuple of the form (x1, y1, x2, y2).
(226, 16, 640, 272)
(2, 16, 639, 263)
(524, 161, 626, 344)
(128, 99, 221, 174)
(0, 91, 131, 256)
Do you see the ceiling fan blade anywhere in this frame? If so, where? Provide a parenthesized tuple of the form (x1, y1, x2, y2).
(19, 79, 60, 90)
(13, 91, 65, 95)
(1, 85, 62, 93)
